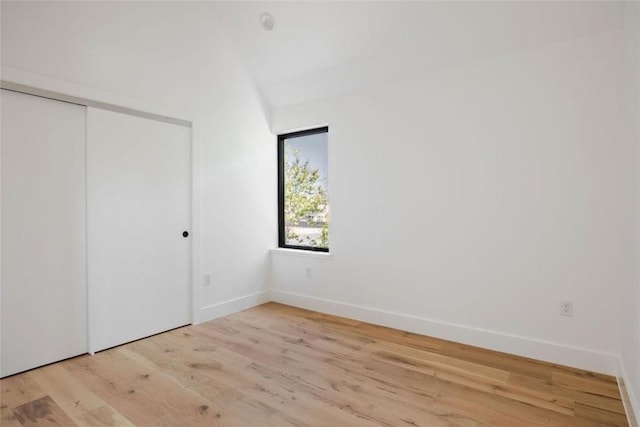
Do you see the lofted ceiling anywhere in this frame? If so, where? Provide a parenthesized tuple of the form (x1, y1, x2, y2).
(216, 1, 624, 108)
(0, 1, 626, 111)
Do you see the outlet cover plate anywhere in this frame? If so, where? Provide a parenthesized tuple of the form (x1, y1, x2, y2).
(560, 301, 573, 317)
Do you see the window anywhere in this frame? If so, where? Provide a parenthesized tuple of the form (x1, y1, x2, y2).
(278, 127, 329, 252)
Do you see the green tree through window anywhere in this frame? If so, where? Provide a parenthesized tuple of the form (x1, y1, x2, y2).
(278, 127, 329, 251)
(284, 146, 329, 248)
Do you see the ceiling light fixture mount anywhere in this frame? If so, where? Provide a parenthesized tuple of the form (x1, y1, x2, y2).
(260, 12, 275, 31)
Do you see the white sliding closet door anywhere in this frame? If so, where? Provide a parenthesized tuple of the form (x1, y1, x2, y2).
(1, 90, 88, 377)
(87, 107, 191, 352)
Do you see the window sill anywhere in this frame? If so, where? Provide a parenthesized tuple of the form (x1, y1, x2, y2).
(270, 248, 333, 259)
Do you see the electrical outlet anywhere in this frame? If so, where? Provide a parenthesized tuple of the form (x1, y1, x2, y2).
(560, 301, 573, 317)
(203, 273, 212, 287)
(305, 267, 312, 279)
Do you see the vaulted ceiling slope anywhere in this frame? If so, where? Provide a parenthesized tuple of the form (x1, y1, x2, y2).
(217, 1, 625, 108)
(1, 1, 625, 111)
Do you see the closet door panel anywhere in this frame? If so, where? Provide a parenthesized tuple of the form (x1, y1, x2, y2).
(1, 90, 87, 377)
(87, 107, 191, 352)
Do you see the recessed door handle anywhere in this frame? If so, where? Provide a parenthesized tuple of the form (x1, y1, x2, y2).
(182, 231, 189, 238)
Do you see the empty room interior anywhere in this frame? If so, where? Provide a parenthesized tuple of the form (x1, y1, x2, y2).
(1, 1, 640, 426)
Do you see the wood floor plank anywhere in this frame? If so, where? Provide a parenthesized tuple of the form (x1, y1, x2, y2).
(1, 373, 47, 408)
(574, 402, 629, 427)
(205, 309, 576, 425)
(187, 326, 425, 426)
(77, 405, 136, 427)
(12, 395, 78, 427)
(510, 373, 626, 415)
(196, 316, 495, 426)
(441, 342, 556, 381)
(1, 405, 22, 427)
(63, 349, 229, 426)
(124, 333, 317, 426)
(552, 372, 622, 399)
(332, 353, 578, 427)
(27, 364, 135, 427)
(0, 302, 628, 426)
(372, 340, 512, 383)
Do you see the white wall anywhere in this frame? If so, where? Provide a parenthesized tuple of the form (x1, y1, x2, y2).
(0, 1, 276, 322)
(622, 1, 640, 422)
(271, 29, 633, 375)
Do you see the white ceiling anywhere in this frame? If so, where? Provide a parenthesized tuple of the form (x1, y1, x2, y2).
(217, 1, 624, 108)
(0, 1, 626, 111)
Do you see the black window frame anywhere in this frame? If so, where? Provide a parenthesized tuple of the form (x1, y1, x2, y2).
(278, 126, 329, 252)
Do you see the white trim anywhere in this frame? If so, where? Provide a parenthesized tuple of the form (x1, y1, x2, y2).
(270, 289, 619, 375)
(190, 117, 203, 325)
(0, 66, 192, 122)
(197, 291, 271, 324)
(85, 105, 93, 355)
(1, 81, 190, 127)
(618, 357, 640, 427)
(270, 247, 333, 260)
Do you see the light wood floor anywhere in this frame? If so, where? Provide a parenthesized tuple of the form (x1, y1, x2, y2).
(1, 302, 629, 426)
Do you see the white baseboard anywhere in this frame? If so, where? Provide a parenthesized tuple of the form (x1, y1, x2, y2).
(618, 357, 640, 427)
(270, 289, 618, 376)
(197, 290, 270, 324)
